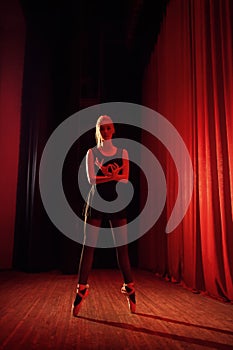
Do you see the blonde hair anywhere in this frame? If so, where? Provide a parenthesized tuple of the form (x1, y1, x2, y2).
(95, 115, 115, 147)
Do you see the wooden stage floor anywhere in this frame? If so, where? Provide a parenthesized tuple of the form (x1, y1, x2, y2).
(0, 269, 233, 349)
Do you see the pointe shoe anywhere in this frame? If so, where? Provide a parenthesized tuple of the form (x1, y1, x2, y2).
(73, 284, 89, 317)
(121, 282, 136, 313)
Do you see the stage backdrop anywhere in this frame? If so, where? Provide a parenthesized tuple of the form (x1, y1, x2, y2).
(138, 0, 233, 301)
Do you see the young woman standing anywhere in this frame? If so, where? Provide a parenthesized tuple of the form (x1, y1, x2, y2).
(73, 115, 136, 316)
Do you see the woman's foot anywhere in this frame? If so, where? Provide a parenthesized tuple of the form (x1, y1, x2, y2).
(121, 282, 136, 313)
(73, 284, 89, 317)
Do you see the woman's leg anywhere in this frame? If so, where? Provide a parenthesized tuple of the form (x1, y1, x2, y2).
(111, 218, 136, 313)
(73, 218, 101, 316)
(78, 218, 101, 284)
(110, 218, 133, 283)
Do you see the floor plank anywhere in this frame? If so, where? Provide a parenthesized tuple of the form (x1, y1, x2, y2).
(0, 269, 233, 349)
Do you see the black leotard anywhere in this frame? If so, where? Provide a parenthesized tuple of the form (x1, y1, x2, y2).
(84, 147, 126, 220)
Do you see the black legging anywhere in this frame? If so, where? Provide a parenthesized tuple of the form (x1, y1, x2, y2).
(78, 218, 133, 285)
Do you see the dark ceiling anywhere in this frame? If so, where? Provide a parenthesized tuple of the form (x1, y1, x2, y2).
(20, 0, 169, 64)
(19, 0, 169, 105)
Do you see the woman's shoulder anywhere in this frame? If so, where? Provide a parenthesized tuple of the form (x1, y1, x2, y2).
(86, 148, 96, 160)
(87, 147, 97, 154)
(121, 148, 128, 154)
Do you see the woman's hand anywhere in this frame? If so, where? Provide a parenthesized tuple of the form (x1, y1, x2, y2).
(109, 163, 125, 180)
(87, 149, 129, 185)
(95, 159, 122, 178)
(95, 158, 111, 176)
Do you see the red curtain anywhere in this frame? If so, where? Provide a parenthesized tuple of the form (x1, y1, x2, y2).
(0, 1, 25, 268)
(139, 0, 233, 301)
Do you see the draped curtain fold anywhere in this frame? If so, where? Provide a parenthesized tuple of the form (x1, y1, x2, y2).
(139, 0, 233, 301)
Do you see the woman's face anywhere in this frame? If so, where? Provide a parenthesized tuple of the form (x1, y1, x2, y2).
(99, 123, 114, 141)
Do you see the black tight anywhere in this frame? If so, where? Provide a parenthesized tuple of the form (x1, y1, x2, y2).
(78, 218, 133, 285)
(115, 244, 133, 283)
